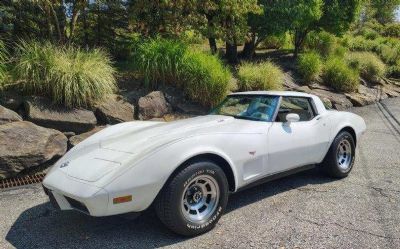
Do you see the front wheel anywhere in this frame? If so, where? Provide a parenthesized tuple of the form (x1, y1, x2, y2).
(322, 131, 356, 178)
(155, 160, 229, 236)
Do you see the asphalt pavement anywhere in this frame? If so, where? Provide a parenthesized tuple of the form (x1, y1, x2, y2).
(1, 98, 400, 249)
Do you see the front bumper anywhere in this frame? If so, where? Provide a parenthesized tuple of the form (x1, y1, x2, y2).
(42, 169, 109, 216)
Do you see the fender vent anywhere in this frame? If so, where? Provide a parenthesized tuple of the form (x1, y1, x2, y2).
(0, 173, 46, 189)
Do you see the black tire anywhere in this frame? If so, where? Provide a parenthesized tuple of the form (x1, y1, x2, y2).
(322, 131, 356, 178)
(155, 160, 229, 236)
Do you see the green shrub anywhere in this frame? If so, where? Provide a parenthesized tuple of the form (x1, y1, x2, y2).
(384, 23, 400, 38)
(237, 61, 284, 91)
(14, 41, 116, 108)
(360, 27, 380, 40)
(322, 57, 359, 92)
(180, 51, 231, 107)
(134, 39, 187, 88)
(261, 33, 293, 50)
(388, 64, 400, 78)
(375, 43, 400, 65)
(297, 51, 322, 83)
(0, 41, 8, 88)
(346, 52, 386, 81)
(305, 31, 337, 57)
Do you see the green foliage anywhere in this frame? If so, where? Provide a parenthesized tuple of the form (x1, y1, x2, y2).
(322, 57, 359, 92)
(14, 41, 116, 108)
(360, 27, 380, 40)
(0, 40, 8, 87)
(237, 61, 284, 91)
(387, 62, 400, 78)
(297, 51, 322, 83)
(181, 51, 232, 107)
(134, 39, 187, 88)
(304, 31, 338, 57)
(346, 52, 386, 81)
(260, 33, 293, 49)
(134, 39, 231, 107)
(384, 23, 400, 38)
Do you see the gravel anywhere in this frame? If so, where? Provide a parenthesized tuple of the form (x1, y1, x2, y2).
(1, 98, 400, 249)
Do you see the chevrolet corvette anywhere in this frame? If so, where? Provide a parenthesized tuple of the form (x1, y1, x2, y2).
(42, 91, 366, 236)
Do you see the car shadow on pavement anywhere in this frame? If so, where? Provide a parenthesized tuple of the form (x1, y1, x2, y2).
(5, 168, 335, 249)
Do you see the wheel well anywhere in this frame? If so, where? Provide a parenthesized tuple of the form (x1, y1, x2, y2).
(339, 126, 357, 145)
(169, 153, 236, 192)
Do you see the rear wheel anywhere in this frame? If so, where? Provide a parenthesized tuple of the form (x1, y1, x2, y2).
(322, 131, 355, 178)
(155, 160, 229, 236)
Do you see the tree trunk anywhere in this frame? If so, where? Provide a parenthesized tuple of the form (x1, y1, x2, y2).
(294, 29, 308, 58)
(226, 41, 238, 64)
(208, 37, 217, 54)
(241, 33, 258, 59)
(69, 4, 80, 42)
(45, 0, 63, 43)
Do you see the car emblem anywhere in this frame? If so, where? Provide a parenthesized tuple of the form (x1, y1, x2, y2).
(249, 151, 256, 156)
(60, 161, 70, 168)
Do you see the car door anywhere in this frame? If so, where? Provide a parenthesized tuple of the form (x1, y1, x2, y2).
(265, 96, 331, 175)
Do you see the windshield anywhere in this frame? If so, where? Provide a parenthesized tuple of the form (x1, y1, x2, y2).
(210, 95, 280, 122)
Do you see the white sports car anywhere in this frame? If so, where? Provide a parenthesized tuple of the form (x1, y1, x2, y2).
(43, 91, 366, 236)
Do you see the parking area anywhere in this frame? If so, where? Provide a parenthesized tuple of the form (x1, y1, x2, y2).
(1, 98, 400, 249)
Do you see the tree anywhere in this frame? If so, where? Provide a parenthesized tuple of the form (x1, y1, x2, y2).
(370, 0, 400, 24)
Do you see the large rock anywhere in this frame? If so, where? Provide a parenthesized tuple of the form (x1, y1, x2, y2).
(95, 95, 134, 124)
(24, 96, 97, 133)
(69, 126, 105, 148)
(0, 105, 22, 125)
(138, 91, 171, 120)
(0, 121, 67, 179)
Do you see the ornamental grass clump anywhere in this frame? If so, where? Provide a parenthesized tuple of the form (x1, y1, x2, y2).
(322, 57, 359, 92)
(346, 52, 386, 82)
(237, 61, 284, 91)
(297, 51, 322, 83)
(134, 39, 187, 88)
(0, 40, 8, 88)
(180, 51, 232, 107)
(14, 41, 116, 108)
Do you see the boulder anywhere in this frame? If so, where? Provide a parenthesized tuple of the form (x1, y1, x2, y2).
(345, 93, 376, 107)
(0, 105, 22, 125)
(309, 89, 353, 110)
(0, 90, 24, 111)
(23, 96, 97, 133)
(0, 121, 67, 179)
(95, 95, 134, 124)
(138, 91, 171, 120)
(69, 126, 105, 148)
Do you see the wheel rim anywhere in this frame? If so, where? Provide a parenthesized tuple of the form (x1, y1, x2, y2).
(336, 139, 352, 171)
(181, 175, 219, 223)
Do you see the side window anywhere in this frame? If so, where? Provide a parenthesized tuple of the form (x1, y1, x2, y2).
(275, 97, 316, 122)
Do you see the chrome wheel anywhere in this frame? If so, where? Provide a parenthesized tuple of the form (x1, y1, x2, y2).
(336, 139, 352, 171)
(181, 175, 219, 223)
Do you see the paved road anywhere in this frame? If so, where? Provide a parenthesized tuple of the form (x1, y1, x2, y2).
(1, 98, 400, 249)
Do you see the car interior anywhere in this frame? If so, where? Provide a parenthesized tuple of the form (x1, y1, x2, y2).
(275, 97, 316, 122)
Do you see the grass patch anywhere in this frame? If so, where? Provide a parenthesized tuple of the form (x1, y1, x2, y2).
(0, 41, 8, 88)
(346, 52, 386, 82)
(237, 61, 284, 91)
(181, 51, 231, 107)
(134, 39, 187, 88)
(297, 51, 322, 83)
(14, 41, 116, 108)
(322, 57, 359, 92)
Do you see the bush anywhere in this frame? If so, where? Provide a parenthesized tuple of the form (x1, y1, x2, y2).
(14, 41, 116, 108)
(346, 52, 386, 81)
(375, 43, 400, 65)
(384, 23, 400, 38)
(134, 39, 187, 88)
(237, 61, 284, 91)
(322, 57, 359, 92)
(360, 27, 380, 40)
(0, 41, 8, 88)
(261, 33, 293, 50)
(297, 51, 322, 83)
(181, 51, 231, 107)
(305, 31, 337, 57)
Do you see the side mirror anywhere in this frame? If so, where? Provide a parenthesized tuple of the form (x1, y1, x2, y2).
(285, 113, 300, 123)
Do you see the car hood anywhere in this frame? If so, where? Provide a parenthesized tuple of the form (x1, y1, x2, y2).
(54, 115, 238, 182)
